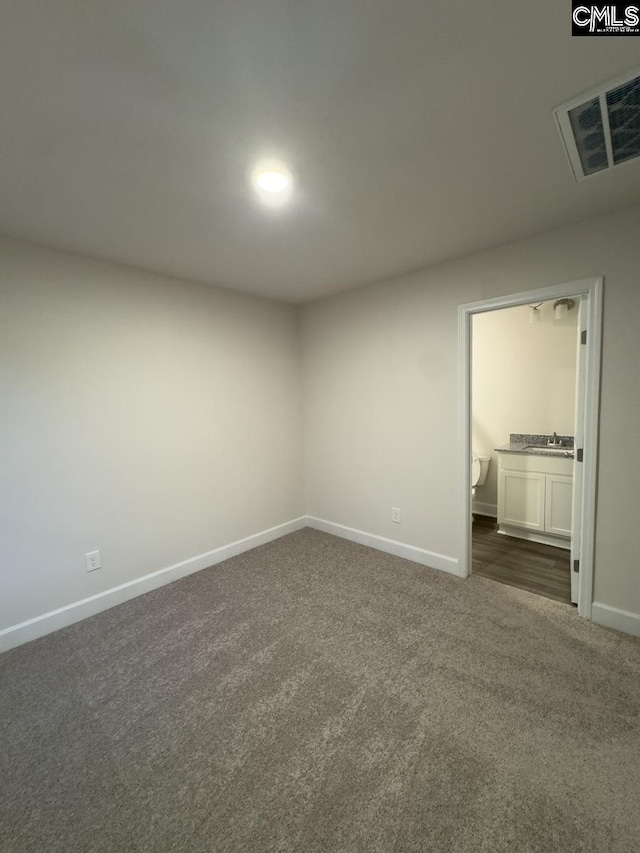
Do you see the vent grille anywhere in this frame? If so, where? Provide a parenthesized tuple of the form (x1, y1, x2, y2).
(554, 69, 640, 181)
(568, 99, 607, 177)
(607, 76, 640, 166)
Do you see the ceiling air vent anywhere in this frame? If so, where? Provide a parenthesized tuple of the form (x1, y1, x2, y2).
(553, 69, 640, 181)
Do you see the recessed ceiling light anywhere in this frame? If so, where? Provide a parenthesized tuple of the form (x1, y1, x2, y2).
(255, 169, 290, 193)
(250, 161, 294, 207)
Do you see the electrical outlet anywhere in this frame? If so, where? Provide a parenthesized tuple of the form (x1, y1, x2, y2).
(85, 550, 101, 572)
(391, 507, 401, 523)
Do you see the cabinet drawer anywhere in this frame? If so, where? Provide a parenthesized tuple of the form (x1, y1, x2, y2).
(498, 453, 573, 476)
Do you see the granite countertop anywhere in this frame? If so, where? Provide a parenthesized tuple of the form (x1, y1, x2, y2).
(494, 433, 575, 459)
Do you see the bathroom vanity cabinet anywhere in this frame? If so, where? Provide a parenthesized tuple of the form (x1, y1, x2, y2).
(497, 452, 573, 549)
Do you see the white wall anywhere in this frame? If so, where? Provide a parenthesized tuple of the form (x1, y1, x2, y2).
(3, 204, 640, 644)
(0, 237, 303, 635)
(472, 302, 578, 514)
(301, 205, 640, 620)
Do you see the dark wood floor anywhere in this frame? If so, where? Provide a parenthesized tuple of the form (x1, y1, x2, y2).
(472, 515, 572, 605)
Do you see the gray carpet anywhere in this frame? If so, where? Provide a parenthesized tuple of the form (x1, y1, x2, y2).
(1, 529, 639, 853)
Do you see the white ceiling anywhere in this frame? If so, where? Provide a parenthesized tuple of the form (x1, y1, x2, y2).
(1, 1, 639, 303)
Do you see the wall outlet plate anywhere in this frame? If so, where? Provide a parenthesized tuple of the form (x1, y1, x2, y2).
(391, 507, 401, 523)
(85, 550, 101, 572)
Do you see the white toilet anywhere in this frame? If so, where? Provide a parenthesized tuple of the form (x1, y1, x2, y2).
(471, 453, 491, 519)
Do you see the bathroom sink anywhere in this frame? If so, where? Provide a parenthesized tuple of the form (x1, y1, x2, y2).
(523, 445, 573, 456)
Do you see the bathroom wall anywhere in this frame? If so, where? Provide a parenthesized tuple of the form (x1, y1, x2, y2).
(0, 236, 304, 641)
(471, 301, 579, 515)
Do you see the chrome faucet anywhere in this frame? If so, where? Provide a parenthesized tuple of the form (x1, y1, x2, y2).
(547, 431, 562, 447)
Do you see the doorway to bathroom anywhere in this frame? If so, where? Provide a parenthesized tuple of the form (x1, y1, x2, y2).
(457, 279, 603, 621)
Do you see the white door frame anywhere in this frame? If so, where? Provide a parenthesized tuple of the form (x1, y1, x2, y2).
(457, 278, 603, 619)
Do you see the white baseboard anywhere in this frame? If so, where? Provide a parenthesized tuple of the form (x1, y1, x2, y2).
(306, 516, 462, 577)
(472, 501, 497, 517)
(12, 516, 638, 651)
(0, 517, 306, 653)
(496, 525, 571, 551)
(591, 602, 640, 638)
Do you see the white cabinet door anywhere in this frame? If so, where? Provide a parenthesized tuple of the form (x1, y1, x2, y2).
(498, 470, 546, 531)
(545, 474, 573, 537)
